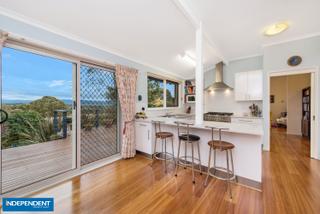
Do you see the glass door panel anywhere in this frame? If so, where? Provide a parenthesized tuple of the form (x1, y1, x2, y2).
(1, 47, 76, 193)
(80, 64, 118, 166)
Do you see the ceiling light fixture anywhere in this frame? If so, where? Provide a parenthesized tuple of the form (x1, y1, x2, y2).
(178, 51, 196, 67)
(264, 22, 289, 36)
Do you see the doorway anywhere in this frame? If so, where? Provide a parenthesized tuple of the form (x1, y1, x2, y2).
(0, 46, 77, 193)
(0, 42, 120, 195)
(79, 63, 119, 166)
(268, 69, 318, 158)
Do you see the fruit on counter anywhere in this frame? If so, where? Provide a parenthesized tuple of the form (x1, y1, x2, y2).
(135, 112, 147, 119)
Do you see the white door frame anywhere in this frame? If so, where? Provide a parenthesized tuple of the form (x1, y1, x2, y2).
(266, 66, 319, 159)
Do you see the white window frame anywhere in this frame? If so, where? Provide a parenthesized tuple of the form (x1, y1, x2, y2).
(147, 74, 181, 110)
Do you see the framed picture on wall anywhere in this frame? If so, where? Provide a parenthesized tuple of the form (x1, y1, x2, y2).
(270, 95, 275, 103)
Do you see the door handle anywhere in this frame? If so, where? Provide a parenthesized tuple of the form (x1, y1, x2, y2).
(73, 100, 77, 110)
(0, 109, 8, 124)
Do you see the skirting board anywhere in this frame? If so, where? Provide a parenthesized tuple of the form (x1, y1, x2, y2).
(136, 151, 262, 191)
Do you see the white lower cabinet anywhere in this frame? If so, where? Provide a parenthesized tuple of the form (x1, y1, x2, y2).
(231, 117, 263, 125)
(135, 121, 153, 154)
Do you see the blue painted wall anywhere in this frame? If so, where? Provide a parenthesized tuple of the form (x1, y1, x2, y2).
(262, 36, 320, 158)
(204, 55, 263, 88)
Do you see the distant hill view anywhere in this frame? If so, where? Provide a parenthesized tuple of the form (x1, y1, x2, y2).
(2, 99, 115, 106)
(3, 99, 73, 105)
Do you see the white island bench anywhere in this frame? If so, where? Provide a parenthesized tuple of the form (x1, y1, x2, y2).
(135, 117, 263, 190)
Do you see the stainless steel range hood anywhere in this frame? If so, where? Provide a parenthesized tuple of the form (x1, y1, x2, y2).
(205, 61, 233, 91)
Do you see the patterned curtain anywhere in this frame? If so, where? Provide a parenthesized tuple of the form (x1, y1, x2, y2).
(115, 64, 138, 158)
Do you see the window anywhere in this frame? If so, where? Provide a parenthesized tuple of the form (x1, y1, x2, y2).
(166, 80, 179, 107)
(148, 77, 164, 108)
(147, 76, 179, 108)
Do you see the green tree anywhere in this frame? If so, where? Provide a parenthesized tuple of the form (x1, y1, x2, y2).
(28, 96, 69, 118)
(166, 88, 176, 107)
(148, 78, 164, 107)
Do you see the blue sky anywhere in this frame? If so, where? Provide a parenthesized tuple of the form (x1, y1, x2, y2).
(2, 47, 73, 102)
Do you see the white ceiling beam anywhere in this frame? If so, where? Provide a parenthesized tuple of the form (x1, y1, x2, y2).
(195, 22, 204, 125)
(171, 0, 228, 64)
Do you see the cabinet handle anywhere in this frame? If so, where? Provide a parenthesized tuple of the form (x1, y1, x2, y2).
(139, 124, 147, 127)
(148, 130, 150, 140)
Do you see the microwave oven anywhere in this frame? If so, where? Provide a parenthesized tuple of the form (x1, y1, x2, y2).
(186, 95, 196, 103)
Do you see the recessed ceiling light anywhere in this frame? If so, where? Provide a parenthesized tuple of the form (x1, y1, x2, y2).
(264, 22, 289, 36)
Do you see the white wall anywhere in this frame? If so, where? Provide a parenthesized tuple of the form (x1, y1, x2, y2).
(287, 74, 310, 135)
(263, 35, 320, 159)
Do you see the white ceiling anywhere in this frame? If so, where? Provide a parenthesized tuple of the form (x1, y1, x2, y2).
(0, 0, 219, 78)
(0, 0, 319, 77)
(183, 0, 320, 60)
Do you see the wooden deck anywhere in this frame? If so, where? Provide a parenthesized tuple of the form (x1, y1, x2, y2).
(2, 125, 118, 193)
(2, 138, 73, 193)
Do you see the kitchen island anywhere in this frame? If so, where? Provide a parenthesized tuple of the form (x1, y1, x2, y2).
(135, 116, 263, 189)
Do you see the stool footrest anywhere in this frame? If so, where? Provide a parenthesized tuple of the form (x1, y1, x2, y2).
(153, 152, 175, 161)
(176, 156, 201, 167)
(207, 167, 236, 181)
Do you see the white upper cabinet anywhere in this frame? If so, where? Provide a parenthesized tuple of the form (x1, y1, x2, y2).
(235, 72, 248, 101)
(235, 70, 262, 101)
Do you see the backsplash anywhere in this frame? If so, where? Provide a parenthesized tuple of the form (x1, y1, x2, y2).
(204, 90, 262, 116)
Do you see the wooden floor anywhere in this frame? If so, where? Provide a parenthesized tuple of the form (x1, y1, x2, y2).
(27, 128, 320, 214)
(263, 128, 320, 214)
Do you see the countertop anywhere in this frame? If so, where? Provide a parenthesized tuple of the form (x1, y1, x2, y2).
(231, 115, 264, 119)
(136, 117, 263, 136)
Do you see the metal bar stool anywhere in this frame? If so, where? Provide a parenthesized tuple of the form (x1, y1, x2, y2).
(152, 120, 175, 172)
(174, 121, 202, 183)
(204, 127, 236, 199)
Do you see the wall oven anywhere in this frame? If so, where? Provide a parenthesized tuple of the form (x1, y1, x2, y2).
(186, 94, 196, 103)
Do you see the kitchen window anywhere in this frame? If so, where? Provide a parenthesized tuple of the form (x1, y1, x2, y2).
(147, 76, 180, 108)
(166, 80, 179, 107)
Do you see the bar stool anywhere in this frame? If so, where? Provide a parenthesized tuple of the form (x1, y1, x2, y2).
(152, 121, 175, 172)
(204, 127, 236, 199)
(174, 121, 202, 183)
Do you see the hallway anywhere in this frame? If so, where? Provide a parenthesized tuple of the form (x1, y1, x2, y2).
(263, 128, 319, 213)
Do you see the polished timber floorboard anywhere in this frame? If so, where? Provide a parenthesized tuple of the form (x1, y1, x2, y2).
(29, 128, 320, 214)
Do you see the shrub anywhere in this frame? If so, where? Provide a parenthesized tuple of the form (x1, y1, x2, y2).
(1, 110, 55, 149)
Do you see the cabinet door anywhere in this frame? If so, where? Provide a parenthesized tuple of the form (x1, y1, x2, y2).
(247, 70, 262, 100)
(235, 72, 248, 101)
(135, 122, 152, 154)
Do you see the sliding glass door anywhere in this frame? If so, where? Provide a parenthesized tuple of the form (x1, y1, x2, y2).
(80, 63, 119, 166)
(1, 46, 77, 193)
